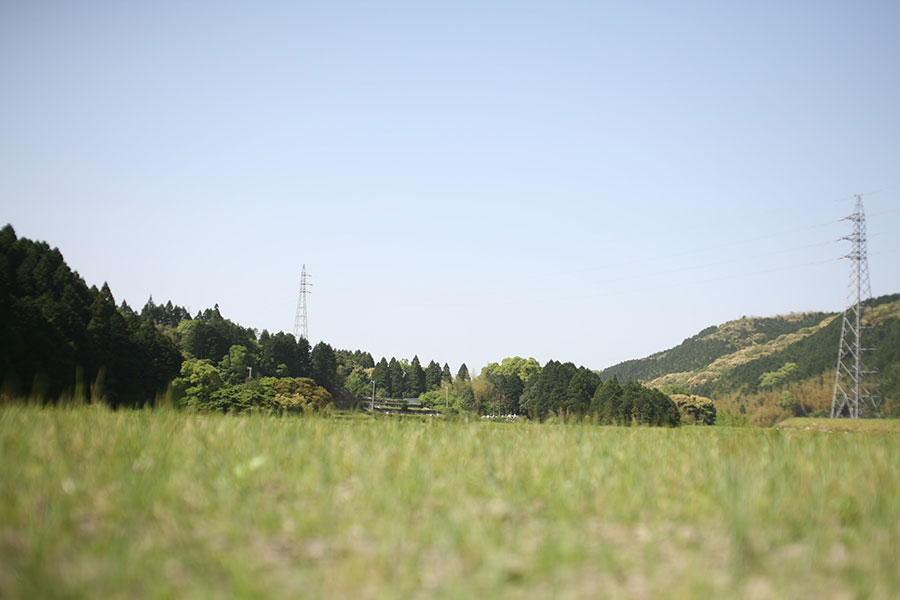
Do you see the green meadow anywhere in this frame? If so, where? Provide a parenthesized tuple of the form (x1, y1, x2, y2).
(2, 406, 898, 599)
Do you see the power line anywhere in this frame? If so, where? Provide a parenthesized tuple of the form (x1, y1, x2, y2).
(498, 215, 844, 287)
(501, 255, 841, 307)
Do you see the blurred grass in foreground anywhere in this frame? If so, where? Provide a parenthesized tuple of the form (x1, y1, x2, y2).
(1, 405, 898, 599)
(774, 417, 900, 433)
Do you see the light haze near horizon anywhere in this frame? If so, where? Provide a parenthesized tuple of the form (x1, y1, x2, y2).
(2, 1, 899, 374)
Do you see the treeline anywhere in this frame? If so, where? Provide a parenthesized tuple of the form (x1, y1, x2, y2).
(0, 225, 347, 411)
(0, 226, 181, 407)
(147, 303, 342, 413)
(1, 224, 685, 425)
(515, 360, 679, 425)
(414, 356, 682, 426)
(142, 299, 341, 388)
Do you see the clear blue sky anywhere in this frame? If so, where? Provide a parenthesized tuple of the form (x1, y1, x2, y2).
(2, 1, 899, 374)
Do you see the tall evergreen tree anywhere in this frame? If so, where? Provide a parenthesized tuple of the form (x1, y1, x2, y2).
(442, 363, 453, 383)
(406, 355, 426, 397)
(259, 331, 300, 377)
(592, 377, 623, 423)
(425, 360, 442, 391)
(311, 341, 338, 390)
(564, 368, 600, 416)
(373, 357, 391, 397)
(296, 337, 312, 378)
(456, 363, 470, 382)
(389, 358, 405, 399)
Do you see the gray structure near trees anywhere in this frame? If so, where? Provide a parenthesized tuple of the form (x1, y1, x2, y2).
(831, 195, 880, 418)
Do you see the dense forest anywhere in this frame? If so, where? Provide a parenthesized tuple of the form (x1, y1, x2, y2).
(1, 225, 683, 425)
(0, 225, 182, 406)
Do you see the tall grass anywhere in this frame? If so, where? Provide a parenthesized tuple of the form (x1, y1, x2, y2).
(2, 406, 898, 598)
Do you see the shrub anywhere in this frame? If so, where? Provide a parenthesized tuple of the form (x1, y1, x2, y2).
(671, 394, 717, 425)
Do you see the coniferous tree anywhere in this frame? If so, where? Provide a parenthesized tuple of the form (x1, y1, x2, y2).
(456, 363, 470, 382)
(591, 377, 623, 423)
(389, 358, 405, 399)
(425, 360, 442, 391)
(311, 341, 338, 390)
(0, 226, 182, 405)
(259, 331, 300, 376)
(296, 337, 312, 378)
(373, 357, 391, 397)
(442, 363, 453, 383)
(407, 355, 426, 397)
(564, 368, 600, 417)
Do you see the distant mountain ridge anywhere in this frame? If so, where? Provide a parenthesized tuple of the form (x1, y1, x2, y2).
(598, 294, 900, 417)
(599, 311, 833, 386)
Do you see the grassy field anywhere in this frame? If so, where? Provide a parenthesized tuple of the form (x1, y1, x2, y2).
(775, 417, 900, 434)
(2, 406, 899, 599)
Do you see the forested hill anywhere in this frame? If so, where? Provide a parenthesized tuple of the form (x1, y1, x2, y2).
(598, 294, 900, 417)
(0, 225, 463, 411)
(0, 225, 182, 405)
(598, 311, 834, 385)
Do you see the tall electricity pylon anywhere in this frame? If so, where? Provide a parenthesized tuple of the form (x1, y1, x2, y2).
(831, 195, 879, 418)
(293, 264, 311, 341)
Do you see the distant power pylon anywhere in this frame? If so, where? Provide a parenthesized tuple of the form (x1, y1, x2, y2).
(831, 195, 879, 418)
(293, 264, 311, 341)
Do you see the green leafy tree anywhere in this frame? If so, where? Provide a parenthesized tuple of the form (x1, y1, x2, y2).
(758, 362, 799, 389)
(203, 376, 332, 414)
(173, 359, 224, 411)
(476, 368, 526, 415)
(344, 367, 372, 399)
(671, 394, 717, 425)
(453, 378, 476, 413)
(778, 390, 799, 416)
(267, 377, 332, 413)
(220, 344, 258, 385)
(482, 357, 542, 387)
(420, 387, 466, 415)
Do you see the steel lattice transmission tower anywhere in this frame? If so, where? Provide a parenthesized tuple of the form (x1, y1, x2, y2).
(293, 264, 311, 341)
(831, 195, 879, 418)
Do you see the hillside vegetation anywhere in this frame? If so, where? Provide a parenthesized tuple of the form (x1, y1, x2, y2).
(600, 295, 900, 424)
